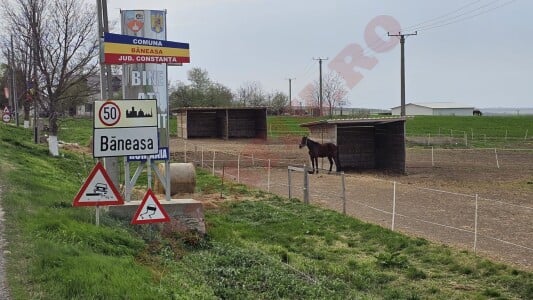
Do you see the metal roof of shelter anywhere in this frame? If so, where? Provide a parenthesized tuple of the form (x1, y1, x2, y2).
(300, 117, 407, 127)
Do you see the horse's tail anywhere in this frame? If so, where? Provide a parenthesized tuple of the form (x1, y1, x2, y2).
(335, 145, 341, 172)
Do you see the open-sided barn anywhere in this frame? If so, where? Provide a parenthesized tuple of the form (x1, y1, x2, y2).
(174, 107, 267, 140)
(300, 118, 407, 173)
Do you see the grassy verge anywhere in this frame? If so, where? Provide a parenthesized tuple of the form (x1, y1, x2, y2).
(0, 122, 531, 299)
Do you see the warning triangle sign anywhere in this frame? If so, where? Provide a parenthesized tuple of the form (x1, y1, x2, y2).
(131, 189, 170, 224)
(73, 161, 124, 207)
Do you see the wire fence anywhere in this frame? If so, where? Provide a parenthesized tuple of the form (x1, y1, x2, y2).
(172, 139, 533, 269)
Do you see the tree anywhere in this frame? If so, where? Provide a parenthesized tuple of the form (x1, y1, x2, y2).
(169, 68, 233, 108)
(236, 81, 266, 107)
(1, 0, 99, 155)
(303, 71, 349, 117)
(267, 91, 288, 115)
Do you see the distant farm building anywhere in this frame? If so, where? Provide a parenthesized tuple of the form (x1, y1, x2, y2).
(174, 107, 267, 140)
(391, 102, 474, 116)
(300, 118, 406, 173)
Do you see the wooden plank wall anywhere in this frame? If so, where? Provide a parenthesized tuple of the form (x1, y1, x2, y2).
(375, 122, 405, 172)
(337, 126, 375, 169)
(182, 108, 268, 139)
(227, 109, 267, 139)
(186, 111, 220, 138)
(308, 125, 336, 144)
(176, 112, 187, 139)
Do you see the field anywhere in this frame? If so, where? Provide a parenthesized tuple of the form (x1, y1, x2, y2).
(0, 116, 531, 299)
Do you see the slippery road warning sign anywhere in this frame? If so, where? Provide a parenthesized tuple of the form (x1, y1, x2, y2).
(73, 162, 124, 206)
(131, 189, 170, 224)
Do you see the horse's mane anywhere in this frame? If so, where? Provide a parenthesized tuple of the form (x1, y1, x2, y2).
(303, 136, 319, 146)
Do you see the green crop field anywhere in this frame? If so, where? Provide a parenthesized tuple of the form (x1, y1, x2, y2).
(266, 115, 532, 148)
(0, 120, 531, 299)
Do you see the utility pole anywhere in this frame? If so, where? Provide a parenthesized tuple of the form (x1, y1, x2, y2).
(286, 77, 295, 114)
(10, 36, 19, 126)
(97, 0, 120, 187)
(388, 31, 417, 117)
(313, 57, 328, 117)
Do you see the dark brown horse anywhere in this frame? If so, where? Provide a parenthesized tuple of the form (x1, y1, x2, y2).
(299, 136, 341, 174)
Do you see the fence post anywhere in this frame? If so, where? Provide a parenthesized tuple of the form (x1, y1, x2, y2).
(427, 133, 431, 146)
(431, 146, 435, 167)
(464, 132, 468, 147)
(221, 164, 225, 198)
(303, 164, 309, 204)
(494, 148, 500, 169)
(201, 147, 204, 168)
(237, 153, 241, 183)
(341, 172, 346, 214)
(184, 141, 187, 163)
(391, 181, 397, 231)
(267, 159, 271, 192)
(474, 194, 479, 254)
(525, 129, 529, 140)
(147, 156, 152, 189)
(212, 151, 216, 176)
(287, 167, 292, 199)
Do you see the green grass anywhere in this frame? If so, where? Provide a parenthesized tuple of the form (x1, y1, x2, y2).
(57, 118, 93, 146)
(406, 115, 533, 148)
(1, 120, 532, 299)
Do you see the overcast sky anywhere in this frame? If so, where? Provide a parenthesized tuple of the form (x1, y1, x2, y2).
(109, 0, 532, 109)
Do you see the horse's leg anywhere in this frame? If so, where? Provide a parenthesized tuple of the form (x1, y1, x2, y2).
(328, 156, 333, 173)
(314, 157, 318, 173)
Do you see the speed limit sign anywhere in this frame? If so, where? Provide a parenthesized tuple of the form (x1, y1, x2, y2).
(98, 101, 121, 127)
(2, 113, 11, 123)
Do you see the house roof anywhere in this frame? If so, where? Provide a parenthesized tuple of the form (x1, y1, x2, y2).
(300, 117, 407, 127)
(391, 102, 474, 109)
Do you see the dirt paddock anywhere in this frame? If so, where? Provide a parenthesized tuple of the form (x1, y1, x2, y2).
(170, 137, 533, 270)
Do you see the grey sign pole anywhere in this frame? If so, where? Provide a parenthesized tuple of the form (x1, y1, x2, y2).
(97, 0, 120, 188)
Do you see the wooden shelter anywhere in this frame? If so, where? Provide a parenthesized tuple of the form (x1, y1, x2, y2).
(300, 117, 407, 173)
(174, 107, 267, 140)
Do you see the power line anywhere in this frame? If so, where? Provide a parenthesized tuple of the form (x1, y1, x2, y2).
(413, 0, 518, 32)
(402, 0, 486, 32)
(403, 0, 518, 33)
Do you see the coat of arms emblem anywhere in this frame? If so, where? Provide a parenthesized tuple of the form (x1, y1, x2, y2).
(126, 11, 144, 33)
(151, 11, 164, 33)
